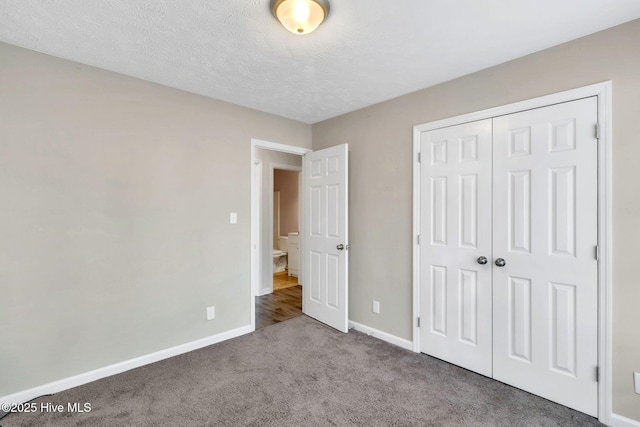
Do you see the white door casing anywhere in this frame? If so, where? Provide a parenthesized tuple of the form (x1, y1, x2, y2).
(303, 144, 349, 333)
(492, 97, 598, 415)
(253, 160, 263, 297)
(417, 97, 599, 416)
(419, 119, 493, 376)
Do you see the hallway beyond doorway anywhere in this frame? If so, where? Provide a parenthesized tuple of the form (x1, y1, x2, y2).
(256, 285, 302, 329)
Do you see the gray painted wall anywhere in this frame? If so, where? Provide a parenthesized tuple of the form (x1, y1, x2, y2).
(0, 42, 311, 396)
(312, 19, 640, 421)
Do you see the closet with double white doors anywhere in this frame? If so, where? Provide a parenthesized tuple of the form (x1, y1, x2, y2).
(418, 97, 599, 416)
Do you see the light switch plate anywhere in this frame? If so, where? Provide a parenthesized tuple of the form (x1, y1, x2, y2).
(372, 301, 380, 314)
(634, 372, 640, 394)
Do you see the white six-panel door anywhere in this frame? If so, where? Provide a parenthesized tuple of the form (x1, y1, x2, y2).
(419, 98, 598, 416)
(303, 144, 349, 333)
(492, 97, 598, 415)
(419, 120, 493, 376)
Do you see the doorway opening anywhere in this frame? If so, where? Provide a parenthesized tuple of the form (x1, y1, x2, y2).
(259, 165, 302, 329)
(251, 140, 310, 330)
(251, 139, 350, 333)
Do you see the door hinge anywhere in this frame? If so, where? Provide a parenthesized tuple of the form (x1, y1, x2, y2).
(595, 123, 600, 140)
(595, 366, 599, 382)
(417, 235, 421, 245)
(417, 152, 421, 163)
(595, 245, 599, 261)
(417, 317, 421, 327)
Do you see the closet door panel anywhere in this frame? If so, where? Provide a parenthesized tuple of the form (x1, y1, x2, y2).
(419, 119, 493, 377)
(492, 97, 598, 416)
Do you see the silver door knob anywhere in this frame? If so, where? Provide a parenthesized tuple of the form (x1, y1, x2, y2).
(337, 244, 344, 250)
(495, 258, 506, 267)
(477, 256, 488, 265)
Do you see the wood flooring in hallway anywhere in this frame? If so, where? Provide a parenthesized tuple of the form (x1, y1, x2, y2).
(273, 271, 299, 291)
(256, 283, 302, 330)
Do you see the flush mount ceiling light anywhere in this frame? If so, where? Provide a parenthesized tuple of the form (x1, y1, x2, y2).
(270, 0, 330, 35)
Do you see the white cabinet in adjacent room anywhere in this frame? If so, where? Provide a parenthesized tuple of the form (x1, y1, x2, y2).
(287, 232, 299, 279)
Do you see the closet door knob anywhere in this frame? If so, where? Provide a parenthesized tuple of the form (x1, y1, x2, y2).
(337, 244, 344, 250)
(476, 256, 488, 265)
(495, 258, 506, 267)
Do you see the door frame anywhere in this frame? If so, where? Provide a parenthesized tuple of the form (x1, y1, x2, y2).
(253, 159, 263, 297)
(412, 81, 612, 423)
(251, 139, 311, 329)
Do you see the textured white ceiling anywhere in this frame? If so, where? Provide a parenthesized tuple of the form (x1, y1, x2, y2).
(1, 1, 639, 123)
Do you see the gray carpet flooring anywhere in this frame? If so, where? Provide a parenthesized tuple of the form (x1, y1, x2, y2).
(2, 315, 602, 426)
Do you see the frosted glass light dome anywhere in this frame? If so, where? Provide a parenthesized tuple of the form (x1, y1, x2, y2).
(270, 0, 330, 35)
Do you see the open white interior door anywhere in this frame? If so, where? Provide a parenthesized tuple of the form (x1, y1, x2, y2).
(302, 144, 349, 333)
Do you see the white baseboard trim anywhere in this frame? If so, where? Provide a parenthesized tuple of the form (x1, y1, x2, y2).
(611, 414, 640, 427)
(0, 324, 253, 405)
(348, 321, 413, 351)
